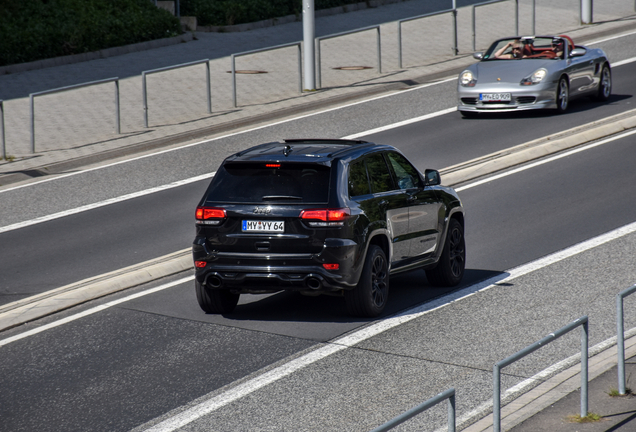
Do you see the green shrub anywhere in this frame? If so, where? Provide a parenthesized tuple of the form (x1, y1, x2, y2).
(181, 0, 363, 27)
(0, 0, 182, 66)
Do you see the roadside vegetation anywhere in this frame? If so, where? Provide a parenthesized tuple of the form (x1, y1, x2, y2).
(181, 0, 365, 26)
(0, 0, 181, 67)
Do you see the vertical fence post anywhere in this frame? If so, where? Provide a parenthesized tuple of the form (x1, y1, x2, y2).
(581, 320, 589, 417)
(532, 0, 536, 35)
(617, 291, 626, 394)
(398, 22, 403, 68)
(472, 6, 476, 52)
(206, 61, 212, 113)
(30, 94, 35, 153)
(297, 43, 303, 93)
(0, 100, 5, 160)
(142, 72, 149, 128)
(376, 26, 382, 74)
(493, 363, 502, 432)
(448, 391, 456, 432)
(515, 0, 519, 36)
(114, 79, 121, 134)
(316, 39, 322, 89)
(232, 54, 237, 108)
(452, 0, 458, 55)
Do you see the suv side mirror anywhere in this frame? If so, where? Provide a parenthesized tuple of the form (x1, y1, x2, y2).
(424, 169, 441, 186)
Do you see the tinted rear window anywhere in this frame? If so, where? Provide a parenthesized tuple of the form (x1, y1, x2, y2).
(205, 163, 331, 203)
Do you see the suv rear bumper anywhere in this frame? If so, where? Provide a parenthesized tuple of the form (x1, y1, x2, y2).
(193, 237, 361, 293)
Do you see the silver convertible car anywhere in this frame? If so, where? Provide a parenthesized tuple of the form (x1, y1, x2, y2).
(457, 35, 611, 117)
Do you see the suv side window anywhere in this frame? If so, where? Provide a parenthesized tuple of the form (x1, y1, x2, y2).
(348, 160, 371, 197)
(366, 153, 395, 193)
(386, 152, 421, 190)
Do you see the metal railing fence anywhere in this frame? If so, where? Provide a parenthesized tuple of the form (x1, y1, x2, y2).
(29, 77, 121, 154)
(472, 0, 519, 52)
(142, 59, 211, 128)
(231, 42, 302, 108)
(369, 388, 456, 432)
(493, 316, 589, 432)
(397, 8, 456, 68)
(617, 284, 636, 395)
(316, 25, 381, 89)
(1, 100, 5, 160)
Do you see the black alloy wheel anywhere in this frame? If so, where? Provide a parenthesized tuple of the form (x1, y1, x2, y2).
(425, 218, 465, 287)
(345, 245, 389, 317)
(196, 280, 240, 314)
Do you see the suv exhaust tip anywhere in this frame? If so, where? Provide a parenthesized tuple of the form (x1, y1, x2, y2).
(305, 277, 322, 290)
(207, 274, 223, 289)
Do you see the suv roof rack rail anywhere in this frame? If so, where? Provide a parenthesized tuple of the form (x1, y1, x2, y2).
(283, 138, 369, 145)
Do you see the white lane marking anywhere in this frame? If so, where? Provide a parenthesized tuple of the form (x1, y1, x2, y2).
(342, 106, 457, 139)
(455, 128, 636, 192)
(0, 78, 455, 196)
(0, 276, 193, 348)
(140, 220, 636, 431)
(0, 173, 215, 235)
(611, 56, 636, 67)
(588, 30, 636, 45)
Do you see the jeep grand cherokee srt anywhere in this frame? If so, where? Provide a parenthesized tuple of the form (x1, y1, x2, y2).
(193, 139, 465, 317)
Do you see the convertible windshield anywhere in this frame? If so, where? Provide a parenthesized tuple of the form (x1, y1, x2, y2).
(482, 37, 566, 61)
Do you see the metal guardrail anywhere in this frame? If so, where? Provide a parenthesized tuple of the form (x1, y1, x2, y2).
(1, 100, 5, 160)
(142, 59, 211, 128)
(316, 25, 381, 89)
(472, 0, 518, 52)
(29, 77, 121, 153)
(231, 42, 302, 108)
(369, 388, 456, 432)
(617, 284, 636, 395)
(397, 8, 456, 68)
(493, 316, 589, 432)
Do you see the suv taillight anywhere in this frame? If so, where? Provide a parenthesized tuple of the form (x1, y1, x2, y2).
(300, 208, 350, 227)
(196, 207, 226, 225)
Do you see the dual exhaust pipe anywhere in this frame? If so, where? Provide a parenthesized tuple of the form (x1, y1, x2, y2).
(205, 273, 323, 290)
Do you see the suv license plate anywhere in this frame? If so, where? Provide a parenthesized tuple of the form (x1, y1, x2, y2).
(242, 220, 285, 232)
(480, 93, 511, 102)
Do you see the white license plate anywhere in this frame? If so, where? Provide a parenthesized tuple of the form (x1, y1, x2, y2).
(480, 93, 511, 102)
(242, 220, 285, 232)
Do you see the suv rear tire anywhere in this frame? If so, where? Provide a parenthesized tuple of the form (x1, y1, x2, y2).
(196, 280, 240, 314)
(425, 219, 465, 287)
(345, 245, 389, 317)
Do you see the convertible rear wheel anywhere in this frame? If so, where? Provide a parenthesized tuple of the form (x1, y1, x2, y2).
(592, 65, 611, 102)
(556, 77, 569, 113)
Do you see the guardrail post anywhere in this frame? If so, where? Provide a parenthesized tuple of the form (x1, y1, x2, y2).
(515, 0, 519, 36)
(206, 61, 212, 113)
(452, 1, 458, 55)
(376, 26, 382, 74)
(115, 79, 121, 134)
(30, 94, 35, 153)
(472, 6, 476, 52)
(617, 284, 636, 394)
(297, 43, 303, 93)
(143, 72, 149, 128)
(0, 100, 5, 160)
(532, 0, 536, 35)
(231, 54, 237, 108)
(316, 39, 322, 89)
(581, 319, 589, 417)
(398, 22, 403, 68)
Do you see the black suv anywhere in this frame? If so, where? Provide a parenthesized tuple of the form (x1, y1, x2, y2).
(193, 139, 465, 317)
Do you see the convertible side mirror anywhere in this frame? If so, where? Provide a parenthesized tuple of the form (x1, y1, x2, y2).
(570, 48, 586, 57)
(424, 169, 441, 186)
(473, 52, 484, 60)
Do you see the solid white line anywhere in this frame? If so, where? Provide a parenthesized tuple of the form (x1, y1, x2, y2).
(0, 173, 215, 234)
(588, 30, 636, 45)
(611, 56, 636, 67)
(0, 276, 193, 348)
(342, 107, 457, 139)
(455, 128, 636, 192)
(141, 219, 636, 432)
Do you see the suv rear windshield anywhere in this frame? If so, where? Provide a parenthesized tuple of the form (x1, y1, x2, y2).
(205, 162, 331, 204)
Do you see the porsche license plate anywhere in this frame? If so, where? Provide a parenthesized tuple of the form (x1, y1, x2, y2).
(242, 220, 284, 232)
(480, 93, 511, 102)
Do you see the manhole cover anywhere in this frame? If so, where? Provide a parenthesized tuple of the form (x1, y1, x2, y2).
(333, 66, 373, 70)
(226, 70, 268, 74)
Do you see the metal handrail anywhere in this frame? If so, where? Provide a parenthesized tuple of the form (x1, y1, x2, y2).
(397, 8, 455, 69)
(472, 0, 518, 52)
(142, 59, 211, 128)
(617, 284, 636, 394)
(231, 42, 302, 108)
(493, 316, 589, 432)
(29, 77, 120, 153)
(369, 388, 456, 432)
(316, 25, 381, 89)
